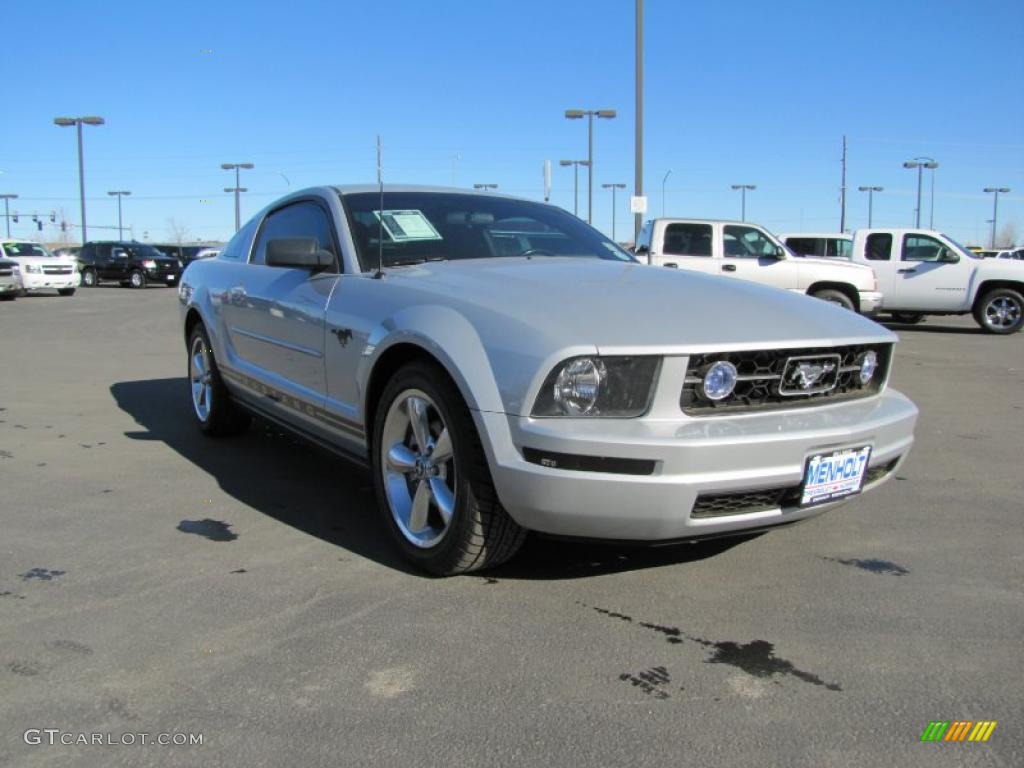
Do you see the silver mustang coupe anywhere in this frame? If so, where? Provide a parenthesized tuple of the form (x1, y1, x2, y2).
(179, 186, 918, 575)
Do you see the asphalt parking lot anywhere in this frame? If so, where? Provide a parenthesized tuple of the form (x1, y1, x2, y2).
(1, 287, 1021, 768)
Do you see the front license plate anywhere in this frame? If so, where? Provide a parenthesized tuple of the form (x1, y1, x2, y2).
(800, 445, 872, 506)
(166, 275, 176, 282)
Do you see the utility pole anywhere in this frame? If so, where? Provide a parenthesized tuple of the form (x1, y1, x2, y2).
(602, 183, 626, 240)
(0, 194, 16, 238)
(840, 135, 847, 232)
(634, 0, 644, 244)
(983, 187, 1010, 248)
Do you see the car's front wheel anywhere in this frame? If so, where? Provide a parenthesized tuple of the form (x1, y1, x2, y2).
(187, 324, 251, 436)
(81, 269, 97, 287)
(811, 288, 855, 311)
(372, 361, 526, 575)
(129, 270, 146, 289)
(974, 288, 1024, 334)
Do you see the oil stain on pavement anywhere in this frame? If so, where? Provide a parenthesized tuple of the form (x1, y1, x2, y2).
(19, 568, 66, 581)
(177, 519, 237, 542)
(620, 666, 675, 699)
(821, 557, 909, 576)
(585, 603, 842, 692)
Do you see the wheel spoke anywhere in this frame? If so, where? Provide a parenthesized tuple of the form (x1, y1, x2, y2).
(407, 396, 431, 451)
(387, 443, 418, 473)
(429, 478, 455, 524)
(409, 480, 431, 532)
(431, 428, 453, 464)
(192, 354, 205, 379)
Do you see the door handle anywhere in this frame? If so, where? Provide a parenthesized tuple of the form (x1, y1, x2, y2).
(722, 264, 737, 272)
(897, 268, 916, 274)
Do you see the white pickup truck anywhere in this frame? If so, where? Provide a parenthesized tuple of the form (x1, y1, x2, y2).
(848, 229, 1024, 334)
(635, 218, 882, 315)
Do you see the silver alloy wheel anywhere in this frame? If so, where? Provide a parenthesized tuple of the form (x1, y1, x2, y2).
(189, 336, 213, 422)
(380, 389, 456, 549)
(130, 271, 143, 288)
(83, 270, 96, 287)
(985, 296, 1022, 329)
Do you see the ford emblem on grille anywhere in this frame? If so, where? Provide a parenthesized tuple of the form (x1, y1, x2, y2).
(779, 354, 841, 396)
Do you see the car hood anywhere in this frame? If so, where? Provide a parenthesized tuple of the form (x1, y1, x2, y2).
(384, 257, 893, 352)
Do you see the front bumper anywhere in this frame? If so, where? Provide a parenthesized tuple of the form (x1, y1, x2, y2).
(0, 279, 19, 293)
(481, 388, 917, 542)
(146, 268, 180, 283)
(20, 271, 78, 290)
(858, 290, 884, 316)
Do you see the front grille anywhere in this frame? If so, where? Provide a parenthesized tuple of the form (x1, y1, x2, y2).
(681, 343, 891, 415)
(42, 266, 73, 275)
(0, 268, 12, 276)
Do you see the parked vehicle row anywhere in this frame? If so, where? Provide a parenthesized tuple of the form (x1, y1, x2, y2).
(179, 185, 919, 575)
(77, 241, 182, 288)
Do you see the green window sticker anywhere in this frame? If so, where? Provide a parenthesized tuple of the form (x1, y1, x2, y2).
(373, 210, 443, 242)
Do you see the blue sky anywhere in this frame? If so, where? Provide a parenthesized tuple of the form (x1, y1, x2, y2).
(3, 0, 1022, 246)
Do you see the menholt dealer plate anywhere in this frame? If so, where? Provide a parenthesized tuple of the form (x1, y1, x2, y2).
(801, 445, 872, 506)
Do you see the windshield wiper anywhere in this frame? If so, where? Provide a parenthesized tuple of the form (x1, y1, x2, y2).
(387, 256, 448, 267)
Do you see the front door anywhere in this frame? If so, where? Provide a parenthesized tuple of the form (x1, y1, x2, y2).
(722, 224, 799, 290)
(893, 233, 970, 311)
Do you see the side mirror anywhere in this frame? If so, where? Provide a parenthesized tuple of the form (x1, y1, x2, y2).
(634, 244, 649, 255)
(938, 248, 959, 264)
(265, 238, 334, 270)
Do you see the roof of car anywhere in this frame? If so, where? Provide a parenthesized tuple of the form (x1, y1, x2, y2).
(329, 184, 520, 197)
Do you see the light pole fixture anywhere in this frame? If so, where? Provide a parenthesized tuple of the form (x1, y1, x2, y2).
(107, 190, 131, 240)
(902, 157, 938, 228)
(0, 193, 17, 238)
(559, 159, 590, 217)
(472, 183, 498, 192)
(661, 169, 672, 217)
(564, 108, 617, 224)
(731, 184, 756, 221)
(602, 183, 626, 241)
(221, 162, 254, 231)
(54, 115, 105, 244)
(857, 186, 884, 228)
(983, 187, 1010, 248)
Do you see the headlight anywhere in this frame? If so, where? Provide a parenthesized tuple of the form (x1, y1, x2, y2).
(142, 259, 157, 269)
(24, 264, 41, 273)
(177, 260, 184, 268)
(858, 350, 878, 385)
(702, 360, 738, 401)
(532, 356, 660, 418)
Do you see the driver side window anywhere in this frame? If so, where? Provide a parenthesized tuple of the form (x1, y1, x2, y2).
(723, 225, 777, 259)
(902, 234, 946, 262)
(251, 200, 339, 271)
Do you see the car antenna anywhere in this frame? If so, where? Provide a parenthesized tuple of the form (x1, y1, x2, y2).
(374, 134, 384, 279)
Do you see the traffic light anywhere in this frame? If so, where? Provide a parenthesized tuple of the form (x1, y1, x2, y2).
(36, 220, 43, 231)
(12, 213, 17, 223)
(50, 212, 56, 223)
(60, 221, 67, 232)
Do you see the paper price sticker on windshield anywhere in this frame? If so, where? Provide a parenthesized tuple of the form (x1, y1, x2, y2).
(373, 210, 443, 242)
(800, 445, 871, 506)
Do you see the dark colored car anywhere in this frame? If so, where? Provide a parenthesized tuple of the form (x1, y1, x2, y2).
(78, 241, 182, 288)
(152, 243, 223, 267)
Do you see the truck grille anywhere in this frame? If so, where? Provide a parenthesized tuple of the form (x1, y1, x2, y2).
(0, 268, 12, 276)
(681, 343, 891, 415)
(42, 265, 73, 275)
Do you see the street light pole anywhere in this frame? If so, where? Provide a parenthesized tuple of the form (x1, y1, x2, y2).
(564, 108, 616, 224)
(107, 190, 131, 240)
(731, 184, 756, 221)
(902, 157, 938, 228)
(559, 160, 589, 217)
(983, 187, 1010, 248)
(858, 186, 883, 228)
(602, 183, 626, 241)
(635, 0, 644, 243)
(221, 162, 254, 231)
(0, 194, 16, 238)
(54, 116, 105, 244)
(661, 169, 672, 216)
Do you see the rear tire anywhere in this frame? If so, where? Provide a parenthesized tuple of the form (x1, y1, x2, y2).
(811, 288, 855, 311)
(81, 269, 97, 287)
(372, 361, 526, 575)
(187, 324, 251, 437)
(129, 270, 146, 289)
(891, 312, 924, 324)
(973, 288, 1024, 334)
(58, 288, 75, 297)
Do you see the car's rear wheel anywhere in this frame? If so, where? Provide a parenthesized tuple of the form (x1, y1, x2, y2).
(81, 269, 97, 287)
(811, 288, 855, 311)
(129, 270, 146, 289)
(58, 288, 75, 297)
(372, 361, 526, 575)
(974, 288, 1024, 334)
(187, 324, 251, 436)
(891, 312, 924, 324)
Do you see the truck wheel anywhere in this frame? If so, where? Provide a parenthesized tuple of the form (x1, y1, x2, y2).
(811, 288, 855, 311)
(187, 324, 251, 436)
(129, 270, 146, 289)
(974, 288, 1024, 334)
(372, 361, 526, 575)
(891, 312, 924, 324)
(81, 269, 97, 287)
(58, 288, 76, 297)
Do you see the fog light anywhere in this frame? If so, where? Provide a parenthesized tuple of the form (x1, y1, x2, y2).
(859, 350, 878, 385)
(702, 360, 738, 401)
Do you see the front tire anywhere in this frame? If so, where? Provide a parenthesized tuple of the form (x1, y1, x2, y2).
(187, 324, 251, 436)
(372, 361, 525, 575)
(81, 269, 97, 287)
(58, 288, 76, 297)
(811, 288, 855, 311)
(129, 270, 146, 289)
(974, 288, 1024, 334)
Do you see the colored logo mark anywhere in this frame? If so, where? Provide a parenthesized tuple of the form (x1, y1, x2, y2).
(920, 720, 997, 742)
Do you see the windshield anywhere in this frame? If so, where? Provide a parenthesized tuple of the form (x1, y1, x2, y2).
(114, 244, 168, 260)
(942, 234, 982, 260)
(3, 242, 51, 258)
(341, 192, 635, 269)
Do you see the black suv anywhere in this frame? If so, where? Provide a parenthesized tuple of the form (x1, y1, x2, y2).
(151, 243, 221, 267)
(78, 241, 182, 288)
